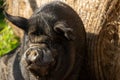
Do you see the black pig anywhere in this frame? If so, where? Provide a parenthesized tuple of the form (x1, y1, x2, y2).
(0, 1, 87, 80)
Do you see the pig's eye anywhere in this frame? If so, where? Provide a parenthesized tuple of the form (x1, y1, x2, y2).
(30, 31, 42, 36)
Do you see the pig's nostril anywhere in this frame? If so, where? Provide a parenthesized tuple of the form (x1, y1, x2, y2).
(26, 51, 30, 56)
(34, 52, 38, 56)
(31, 50, 39, 59)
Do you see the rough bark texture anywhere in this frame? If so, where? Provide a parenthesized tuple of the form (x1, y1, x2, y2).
(5, 0, 120, 80)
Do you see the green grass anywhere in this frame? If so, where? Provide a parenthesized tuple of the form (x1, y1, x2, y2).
(0, 25, 19, 56)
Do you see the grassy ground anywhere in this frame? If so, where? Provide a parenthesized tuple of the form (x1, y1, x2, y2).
(0, 25, 19, 56)
(0, 0, 19, 56)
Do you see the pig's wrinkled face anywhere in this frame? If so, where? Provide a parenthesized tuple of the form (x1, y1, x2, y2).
(24, 38, 57, 77)
(23, 16, 63, 77)
(4, 12, 73, 77)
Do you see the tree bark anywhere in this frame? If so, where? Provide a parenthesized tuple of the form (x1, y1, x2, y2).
(5, 0, 120, 80)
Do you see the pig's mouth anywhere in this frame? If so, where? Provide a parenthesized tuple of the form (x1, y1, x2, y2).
(27, 56, 57, 77)
(27, 62, 50, 76)
(24, 46, 56, 76)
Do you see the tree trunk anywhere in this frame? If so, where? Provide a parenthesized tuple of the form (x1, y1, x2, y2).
(5, 0, 120, 80)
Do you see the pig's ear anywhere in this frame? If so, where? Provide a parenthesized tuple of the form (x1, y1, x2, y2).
(4, 11, 28, 32)
(54, 21, 75, 40)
